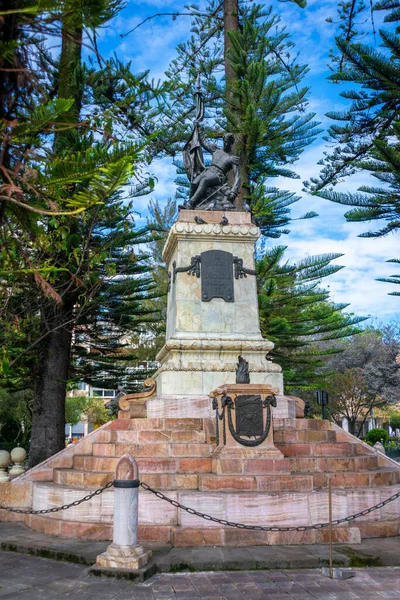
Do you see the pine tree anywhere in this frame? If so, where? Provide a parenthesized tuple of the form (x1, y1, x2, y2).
(69, 196, 159, 391)
(141, 198, 178, 358)
(163, 1, 320, 238)
(305, 0, 400, 294)
(256, 246, 366, 390)
(0, 1, 165, 467)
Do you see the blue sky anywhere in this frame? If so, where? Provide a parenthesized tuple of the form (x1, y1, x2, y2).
(93, 0, 399, 323)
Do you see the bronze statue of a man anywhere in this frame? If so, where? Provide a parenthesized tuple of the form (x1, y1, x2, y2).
(186, 131, 240, 210)
(181, 79, 241, 211)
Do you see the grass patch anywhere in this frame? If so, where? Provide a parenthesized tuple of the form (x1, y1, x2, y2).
(167, 562, 197, 572)
(339, 547, 382, 568)
(1, 542, 91, 565)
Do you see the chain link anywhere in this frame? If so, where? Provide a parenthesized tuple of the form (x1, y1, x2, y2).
(140, 482, 400, 532)
(1, 478, 399, 530)
(0, 481, 114, 515)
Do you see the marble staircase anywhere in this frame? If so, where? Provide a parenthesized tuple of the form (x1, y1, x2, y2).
(2, 416, 399, 547)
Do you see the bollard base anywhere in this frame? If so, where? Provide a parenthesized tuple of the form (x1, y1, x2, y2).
(321, 567, 356, 580)
(96, 543, 152, 571)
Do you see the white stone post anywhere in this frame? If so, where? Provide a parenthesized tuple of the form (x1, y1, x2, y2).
(9, 446, 26, 478)
(96, 454, 152, 571)
(0, 450, 10, 483)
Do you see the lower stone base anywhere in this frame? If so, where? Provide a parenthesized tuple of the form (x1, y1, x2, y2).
(147, 395, 212, 418)
(154, 367, 283, 397)
(146, 394, 296, 420)
(96, 543, 152, 570)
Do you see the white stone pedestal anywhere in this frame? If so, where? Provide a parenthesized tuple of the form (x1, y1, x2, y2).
(150, 211, 282, 413)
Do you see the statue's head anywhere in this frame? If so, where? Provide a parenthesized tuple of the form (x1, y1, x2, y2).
(223, 133, 235, 152)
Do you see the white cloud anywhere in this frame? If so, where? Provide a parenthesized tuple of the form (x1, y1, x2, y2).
(264, 145, 400, 321)
(280, 230, 400, 321)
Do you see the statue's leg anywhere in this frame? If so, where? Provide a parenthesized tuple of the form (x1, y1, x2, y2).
(190, 173, 220, 206)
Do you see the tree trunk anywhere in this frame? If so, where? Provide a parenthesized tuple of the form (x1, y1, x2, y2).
(224, 0, 238, 86)
(348, 418, 357, 436)
(53, 13, 83, 154)
(28, 10, 83, 468)
(223, 0, 249, 210)
(29, 305, 73, 467)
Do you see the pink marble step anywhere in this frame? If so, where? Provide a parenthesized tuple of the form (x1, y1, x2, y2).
(312, 469, 400, 489)
(276, 442, 369, 457)
(170, 525, 361, 547)
(198, 473, 313, 492)
(287, 455, 379, 472)
(109, 429, 207, 444)
(53, 469, 201, 490)
(90, 442, 212, 458)
(106, 418, 207, 431)
(33, 481, 400, 544)
(23, 512, 364, 545)
(70, 455, 213, 475)
(25, 513, 112, 540)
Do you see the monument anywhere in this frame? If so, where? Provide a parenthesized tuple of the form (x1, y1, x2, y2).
(1, 82, 399, 550)
(147, 81, 286, 424)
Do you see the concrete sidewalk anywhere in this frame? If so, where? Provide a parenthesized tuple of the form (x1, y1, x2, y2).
(1, 550, 400, 600)
(1, 522, 399, 578)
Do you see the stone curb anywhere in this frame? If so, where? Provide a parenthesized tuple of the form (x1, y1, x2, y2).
(1, 523, 399, 579)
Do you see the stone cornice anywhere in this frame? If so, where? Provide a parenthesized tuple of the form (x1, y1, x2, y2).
(156, 337, 275, 363)
(163, 221, 260, 262)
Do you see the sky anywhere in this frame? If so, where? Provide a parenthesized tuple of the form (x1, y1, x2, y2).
(93, 0, 399, 323)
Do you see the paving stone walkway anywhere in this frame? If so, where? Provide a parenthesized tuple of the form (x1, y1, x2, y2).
(1, 550, 400, 600)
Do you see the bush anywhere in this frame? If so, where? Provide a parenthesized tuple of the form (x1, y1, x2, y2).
(384, 439, 399, 452)
(389, 413, 400, 431)
(365, 428, 389, 445)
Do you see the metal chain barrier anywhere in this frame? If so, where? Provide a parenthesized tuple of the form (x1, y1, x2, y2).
(1, 479, 400, 530)
(140, 482, 400, 532)
(0, 481, 114, 515)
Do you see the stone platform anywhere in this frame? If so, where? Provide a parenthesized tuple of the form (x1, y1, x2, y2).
(2, 416, 399, 546)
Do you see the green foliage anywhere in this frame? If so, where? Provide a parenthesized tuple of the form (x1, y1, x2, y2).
(84, 396, 110, 427)
(0, 388, 32, 444)
(224, 4, 321, 231)
(65, 395, 110, 426)
(0, 2, 130, 240)
(141, 197, 178, 358)
(305, 0, 400, 295)
(0, 0, 166, 390)
(0, 0, 168, 468)
(256, 246, 366, 390)
(389, 413, 400, 430)
(65, 395, 90, 425)
(365, 428, 389, 445)
(164, 1, 320, 237)
(325, 326, 400, 434)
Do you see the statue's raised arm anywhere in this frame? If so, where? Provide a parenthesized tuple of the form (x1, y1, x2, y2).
(180, 80, 242, 212)
(198, 128, 218, 155)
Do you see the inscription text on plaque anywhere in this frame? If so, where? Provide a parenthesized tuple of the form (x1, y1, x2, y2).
(201, 250, 234, 302)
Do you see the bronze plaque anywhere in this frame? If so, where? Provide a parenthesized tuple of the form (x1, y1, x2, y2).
(201, 250, 234, 302)
(235, 395, 263, 437)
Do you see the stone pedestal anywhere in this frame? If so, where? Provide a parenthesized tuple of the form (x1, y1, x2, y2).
(150, 211, 282, 414)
